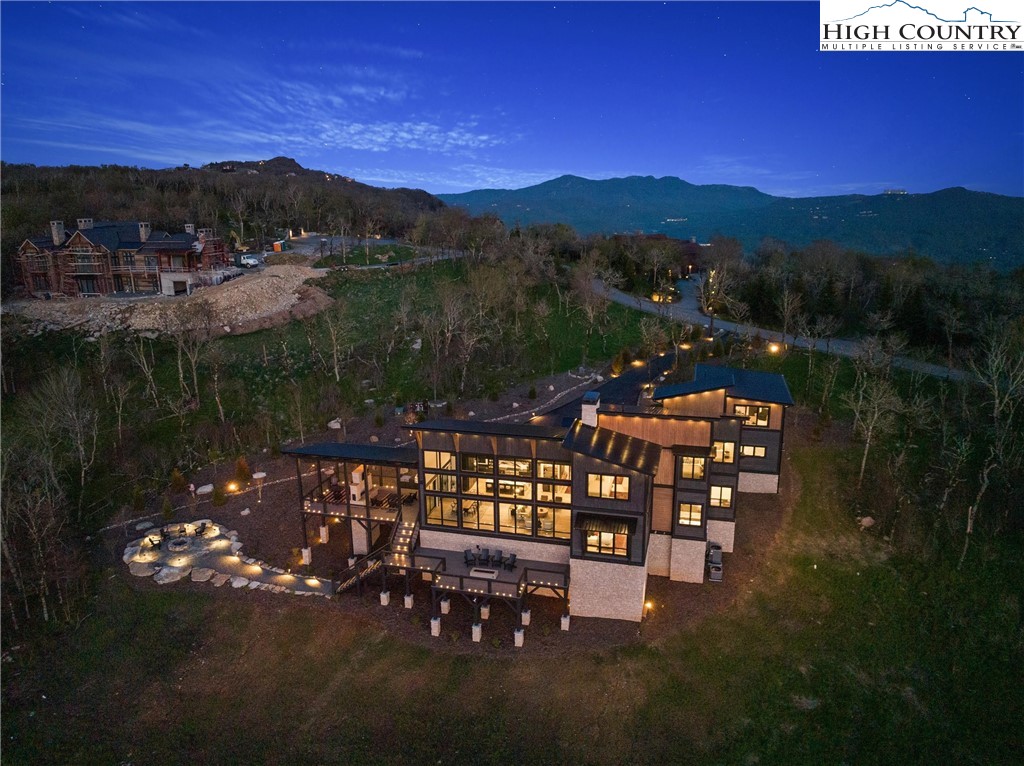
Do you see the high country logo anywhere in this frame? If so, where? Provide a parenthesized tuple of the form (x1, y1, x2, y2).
(819, 0, 1022, 50)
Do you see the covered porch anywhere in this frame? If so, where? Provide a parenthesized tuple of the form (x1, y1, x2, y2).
(283, 442, 419, 565)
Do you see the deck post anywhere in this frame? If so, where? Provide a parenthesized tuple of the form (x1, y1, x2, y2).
(296, 457, 311, 564)
(514, 628, 524, 648)
(521, 608, 531, 626)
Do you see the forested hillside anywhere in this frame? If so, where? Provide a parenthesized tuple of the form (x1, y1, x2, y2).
(0, 159, 445, 294)
(441, 175, 1024, 270)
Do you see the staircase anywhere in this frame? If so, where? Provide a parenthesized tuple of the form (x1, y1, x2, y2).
(337, 516, 419, 595)
(336, 557, 382, 593)
(390, 517, 418, 556)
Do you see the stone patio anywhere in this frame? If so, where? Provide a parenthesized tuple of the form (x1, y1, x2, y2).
(122, 519, 334, 598)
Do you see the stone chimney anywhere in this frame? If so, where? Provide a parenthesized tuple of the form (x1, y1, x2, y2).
(581, 391, 600, 428)
(50, 220, 65, 246)
(184, 223, 196, 235)
(77, 217, 94, 230)
(138, 222, 151, 243)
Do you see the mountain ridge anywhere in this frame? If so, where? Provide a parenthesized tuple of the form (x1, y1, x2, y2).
(439, 175, 1024, 269)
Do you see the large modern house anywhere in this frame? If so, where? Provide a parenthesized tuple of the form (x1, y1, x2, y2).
(284, 364, 793, 636)
(15, 219, 230, 298)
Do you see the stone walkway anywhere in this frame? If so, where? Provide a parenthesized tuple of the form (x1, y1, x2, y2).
(122, 519, 334, 598)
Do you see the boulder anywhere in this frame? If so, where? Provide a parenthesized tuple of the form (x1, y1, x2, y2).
(230, 576, 249, 588)
(191, 567, 216, 582)
(135, 521, 154, 531)
(154, 565, 190, 584)
(211, 573, 231, 587)
(122, 546, 141, 564)
(129, 561, 158, 577)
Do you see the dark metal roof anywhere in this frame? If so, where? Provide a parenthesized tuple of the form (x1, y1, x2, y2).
(281, 442, 418, 465)
(652, 364, 794, 406)
(561, 421, 662, 475)
(413, 419, 568, 440)
(574, 513, 637, 535)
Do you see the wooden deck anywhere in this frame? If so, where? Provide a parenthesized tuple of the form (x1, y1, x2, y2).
(383, 547, 569, 599)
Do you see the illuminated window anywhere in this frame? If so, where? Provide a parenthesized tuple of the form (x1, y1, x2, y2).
(740, 445, 767, 458)
(423, 450, 454, 470)
(424, 472, 456, 493)
(460, 454, 495, 474)
(425, 494, 458, 527)
(679, 456, 706, 480)
(734, 404, 770, 427)
(585, 531, 628, 556)
(460, 499, 494, 532)
(586, 473, 630, 500)
(497, 480, 532, 501)
(536, 506, 571, 539)
(678, 503, 703, 526)
(710, 486, 733, 508)
(460, 475, 493, 496)
(497, 458, 532, 477)
(538, 461, 571, 481)
(712, 441, 735, 463)
(537, 482, 571, 504)
(498, 502, 533, 536)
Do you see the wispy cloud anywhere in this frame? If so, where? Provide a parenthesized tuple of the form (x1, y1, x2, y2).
(349, 164, 564, 193)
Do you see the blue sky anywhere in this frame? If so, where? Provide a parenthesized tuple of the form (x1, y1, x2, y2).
(1, 1, 1021, 197)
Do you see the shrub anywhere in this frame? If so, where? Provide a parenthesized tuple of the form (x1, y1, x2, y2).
(374, 414, 385, 428)
(169, 468, 187, 494)
(235, 456, 252, 483)
(132, 485, 146, 514)
(528, 385, 537, 400)
(161, 495, 175, 521)
(212, 486, 227, 507)
(611, 352, 626, 376)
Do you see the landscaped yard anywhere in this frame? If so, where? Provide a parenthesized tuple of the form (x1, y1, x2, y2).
(4, 413, 1020, 765)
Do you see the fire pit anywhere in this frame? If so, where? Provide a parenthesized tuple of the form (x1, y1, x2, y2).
(167, 537, 192, 553)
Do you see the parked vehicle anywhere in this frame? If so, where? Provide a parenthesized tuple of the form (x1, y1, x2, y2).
(240, 254, 260, 268)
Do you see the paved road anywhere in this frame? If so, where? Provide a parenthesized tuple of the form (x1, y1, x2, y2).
(597, 278, 971, 383)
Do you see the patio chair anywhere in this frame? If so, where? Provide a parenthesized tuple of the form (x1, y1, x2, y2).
(708, 564, 723, 583)
(194, 522, 207, 537)
(479, 549, 490, 568)
(464, 549, 476, 567)
(708, 549, 722, 567)
(490, 549, 503, 567)
(504, 553, 517, 571)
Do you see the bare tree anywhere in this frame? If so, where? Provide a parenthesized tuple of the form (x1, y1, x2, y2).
(320, 300, 354, 383)
(570, 255, 610, 368)
(166, 299, 216, 406)
(958, 323, 1024, 566)
(696, 263, 733, 338)
(126, 332, 160, 404)
(843, 374, 903, 488)
(775, 285, 803, 349)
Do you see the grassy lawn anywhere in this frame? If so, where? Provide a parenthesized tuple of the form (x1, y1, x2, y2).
(5, 442, 1020, 765)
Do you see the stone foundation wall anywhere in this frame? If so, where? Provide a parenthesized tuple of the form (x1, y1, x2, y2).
(418, 529, 569, 565)
(647, 533, 671, 577)
(739, 471, 779, 494)
(669, 537, 706, 583)
(569, 558, 647, 622)
(707, 519, 735, 553)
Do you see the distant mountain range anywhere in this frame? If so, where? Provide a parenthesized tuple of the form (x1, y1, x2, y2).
(439, 175, 1024, 269)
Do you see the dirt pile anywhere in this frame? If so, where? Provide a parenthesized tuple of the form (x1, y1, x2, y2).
(4, 265, 332, 337)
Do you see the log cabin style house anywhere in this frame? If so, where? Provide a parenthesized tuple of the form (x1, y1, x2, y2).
(15, 219, 229, 298)
(286, 364, 793, 635)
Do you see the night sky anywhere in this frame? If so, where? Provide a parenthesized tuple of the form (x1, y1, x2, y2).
(1, 1, 1021, 197)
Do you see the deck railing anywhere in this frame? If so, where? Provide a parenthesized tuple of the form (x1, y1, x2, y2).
(433, 567, 527, 599)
